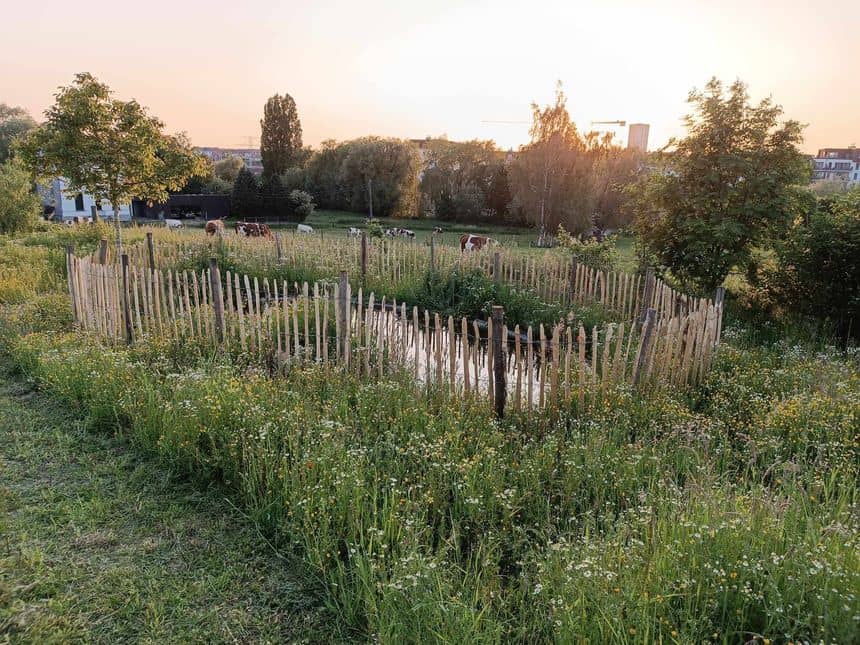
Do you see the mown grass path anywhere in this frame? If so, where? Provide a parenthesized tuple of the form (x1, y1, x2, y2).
(0, 373, 337, 644)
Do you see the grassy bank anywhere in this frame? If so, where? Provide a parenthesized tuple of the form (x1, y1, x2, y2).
(0, 370, 337, 643)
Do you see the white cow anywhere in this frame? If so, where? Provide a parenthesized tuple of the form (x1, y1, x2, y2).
(348, 227, 362, 238)
(297, 224, 314, 234)
(164, 218, 183, 229)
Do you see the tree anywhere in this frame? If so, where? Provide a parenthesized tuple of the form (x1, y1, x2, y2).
(486, 163, 512, 218)
(338, 137, 420, 218)
(305, 140, 349, 209)
(19, 73, 205, 251)
(288, 189, 315, 219)
(509, 83, 595, 240)
(231, 167, 259, 219)
(0, 159, 41, 234)
(0, 104, 37, 163)
(634, 78, 809, 291)
(766, 190, 860, 340)
(213, 155, 244, 182)
(260, 94, 303, 178)
(419, 139, 499, 221)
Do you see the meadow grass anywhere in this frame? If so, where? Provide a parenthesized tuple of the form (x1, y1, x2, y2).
(0, 225, 856, 643)
(0, 369, 340, 643)
(3, 321, 856, 643)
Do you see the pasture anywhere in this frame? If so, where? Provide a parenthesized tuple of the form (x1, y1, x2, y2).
(0, 222, 857, 644)
(177, 208, 588, 250)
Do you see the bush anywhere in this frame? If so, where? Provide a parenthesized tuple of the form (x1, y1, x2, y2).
(764, 190, 860, 340)
(556, 225, 617, 273)
(288, 189, 315, 219)
(367, 220, 384, 238)
(0, 159, 41, 234)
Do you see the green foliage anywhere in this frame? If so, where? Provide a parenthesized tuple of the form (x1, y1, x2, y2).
(288, 189, 315, 219)
(634, 77, 810, 292)
(764, 190, 860, 338)
(397, 268, 569, 329)
(508, 83, 642, 236)
(419, 139, 500, 222)
(230, 167, 259, 219)
(367, 220, 384, 238)
(0, 103, 37, 163)
(212, 155, 244, 182)
(434, 182, 485, 221)
(486, 162, 512, 219)
(306, 137, 420, 218)
(556, 225, 618, 273)
(17, 73, 206, 250)
(260, 93, 303, 178)
(281, 166, 306, 191)
(0, 159, 41, 234)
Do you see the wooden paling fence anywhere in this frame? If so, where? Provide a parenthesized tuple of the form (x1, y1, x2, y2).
(67, 249, 724, 415)
(100, 229, 720, 326)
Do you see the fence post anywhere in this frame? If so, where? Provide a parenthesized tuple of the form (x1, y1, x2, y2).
(146, 231, 155, 272)
(275, 232, 283, 262)
(570, 258, 578, 304)
(639, 267, 655, 323)
(66, 244, 78, 324)
(360, 232, 368, 283)
(98, 238, 108, 265)
(121, 253, 133, 345)
(429, 235, 436, 271)
(493, 252, 501, 284)
(209, 257, 225, 344)
(338, 270, 349, 363)
(632, 307, 656, 386)
(714, 286, 726, 347)
(492, 306, 506, 419)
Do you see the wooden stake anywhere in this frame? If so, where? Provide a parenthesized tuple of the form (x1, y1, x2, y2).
(209, 257, 225, 343)
(492, 306, 506, 418)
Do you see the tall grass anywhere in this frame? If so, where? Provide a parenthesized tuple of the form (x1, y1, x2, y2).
(1, 226, 856, 643)
(3, 324, 856, 643)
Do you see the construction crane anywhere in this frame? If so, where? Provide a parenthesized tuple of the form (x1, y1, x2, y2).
(481, 120, 530, 125)
(590, 120, 626, 128)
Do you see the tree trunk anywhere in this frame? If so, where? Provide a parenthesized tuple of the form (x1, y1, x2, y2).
(113, 206, 123, 254)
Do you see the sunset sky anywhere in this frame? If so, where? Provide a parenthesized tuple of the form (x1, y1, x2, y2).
(1, 0, 855, 154)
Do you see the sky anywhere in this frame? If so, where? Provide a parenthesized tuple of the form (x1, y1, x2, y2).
(1, 0, 856, 154)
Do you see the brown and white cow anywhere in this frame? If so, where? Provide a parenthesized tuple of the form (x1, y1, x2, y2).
(235, 222, 274, 239)
(205, 219, 225, 236)
(459, 233, 496, 252)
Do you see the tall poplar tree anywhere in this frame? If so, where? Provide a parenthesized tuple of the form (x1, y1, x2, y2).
(260, 94, 303, 178)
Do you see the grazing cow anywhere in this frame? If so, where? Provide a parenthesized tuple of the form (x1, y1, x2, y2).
(235, 221, 274, 239)
(297, 223, 314, 234)
(459, 233, 496, 252)
(432, 226, 443, 234)
(65, 216, 92, 226)
(348, 227, 362, 238)
(164, 218, 183, 230)
(385, 227, 415, 238)
(205, 219, 225, 236)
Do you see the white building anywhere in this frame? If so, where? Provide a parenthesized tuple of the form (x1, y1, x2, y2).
(811, 157, 860, 187)
(44, 179, 132, 222)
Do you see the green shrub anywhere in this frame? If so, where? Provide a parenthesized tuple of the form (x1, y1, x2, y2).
(764, 190, 860, 340)
(0, 159, 41, 234)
